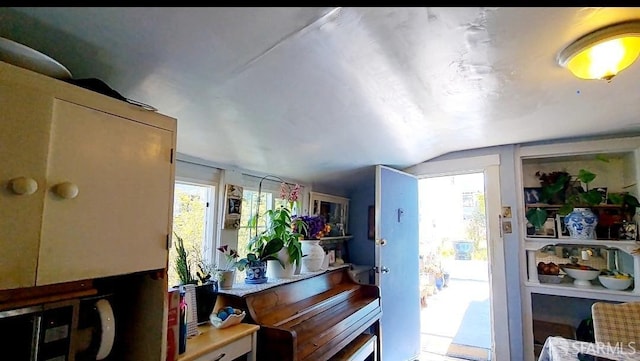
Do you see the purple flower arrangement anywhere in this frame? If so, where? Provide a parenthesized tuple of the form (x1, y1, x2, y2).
(293, 215, 327, 239)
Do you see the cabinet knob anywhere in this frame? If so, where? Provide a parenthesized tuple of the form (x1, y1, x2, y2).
(9, 177, 38, 195)
(54, 182, 79, 199)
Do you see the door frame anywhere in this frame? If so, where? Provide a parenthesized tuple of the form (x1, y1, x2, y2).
(406, 154, 511, 360)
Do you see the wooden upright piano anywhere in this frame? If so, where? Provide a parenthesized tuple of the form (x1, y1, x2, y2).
(215, 266, 381, 361)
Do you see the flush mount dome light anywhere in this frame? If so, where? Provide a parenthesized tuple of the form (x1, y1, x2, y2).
(558, 20, 640, 81)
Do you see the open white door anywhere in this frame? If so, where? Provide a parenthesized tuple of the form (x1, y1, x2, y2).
(408, 154, 511, 360)
(375, 165, 420, 361)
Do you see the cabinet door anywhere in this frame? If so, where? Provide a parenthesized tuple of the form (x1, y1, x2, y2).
(36, 100, 173, 285)
(0, 84, 51, 289)
(309, 192, 349, 233)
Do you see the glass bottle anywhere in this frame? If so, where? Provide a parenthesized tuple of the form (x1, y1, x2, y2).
(179, 285, 188, 354)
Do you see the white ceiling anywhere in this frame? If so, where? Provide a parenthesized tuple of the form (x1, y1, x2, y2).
(2, 7, 640, 190)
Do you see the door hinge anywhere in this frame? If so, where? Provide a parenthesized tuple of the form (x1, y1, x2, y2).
(166, 234, 171, 250)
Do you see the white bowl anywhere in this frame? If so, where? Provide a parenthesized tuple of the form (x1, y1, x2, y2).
(561, 266, 600, 287)
(598, 275, 633, 291)
(538, 274, 564, 284)
(210, 311, 245, 329)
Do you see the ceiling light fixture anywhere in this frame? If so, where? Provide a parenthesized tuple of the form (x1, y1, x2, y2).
(558, 20, 640, 81)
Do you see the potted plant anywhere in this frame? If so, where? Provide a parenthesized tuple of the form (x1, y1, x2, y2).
(174, 232, 219, 324)
(525, 169, 603, 232)
(526, 167, 640, 239)
(607, 192, 640, 222)
(236, 234, 284, 284)
(244, 206, 308, 280)
(215, 245, 239, 289)
(294, 215, 330, 272)
(173, 232, 196, 286)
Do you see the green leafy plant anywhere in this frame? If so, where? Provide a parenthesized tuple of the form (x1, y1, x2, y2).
(608, 191, 640, 221)
(526, 159, 640, 230)
(195, 260, 217, 284)
(242, 181, 308, 270)
(236, 235, 284, 271)
(526, 169, 603, 230)
(173, 232, 196, 285)
(238, 206, 308, 270)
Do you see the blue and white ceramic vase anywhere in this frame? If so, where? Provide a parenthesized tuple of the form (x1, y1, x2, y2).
(244, 261, 268, 284)
(564, 207, 598, 239)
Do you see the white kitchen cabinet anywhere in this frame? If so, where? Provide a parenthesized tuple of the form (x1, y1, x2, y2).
(309, 191, 350, 236)
(0, 60, 177, 289)
(517, 136, 640, 361)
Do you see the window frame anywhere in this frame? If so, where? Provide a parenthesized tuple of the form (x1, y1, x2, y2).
(171, 177, 217, 273)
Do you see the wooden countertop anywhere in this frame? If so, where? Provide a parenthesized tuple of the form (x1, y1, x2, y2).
(177, 323, 259, 361)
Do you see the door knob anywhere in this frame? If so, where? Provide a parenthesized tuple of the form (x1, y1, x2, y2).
(9, 176, 38, 195)
(376, 238, 387, 246)
(53, 182, 79, 199)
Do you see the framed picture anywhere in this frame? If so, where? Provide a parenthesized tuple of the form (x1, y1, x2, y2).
(367, 205, 375, 240)
(531, 217, 557, 238)
(328, 250, 336, 265)
(223, 184, 243, 229)
(555, 214, 570, 238)
(620, 222, 637, 241)
(524, 187, 542, 204)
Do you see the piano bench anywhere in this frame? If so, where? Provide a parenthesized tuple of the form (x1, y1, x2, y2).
(329, 333, 377, 361)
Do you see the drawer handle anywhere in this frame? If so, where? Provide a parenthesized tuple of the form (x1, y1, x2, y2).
(9, 177, 38, 195)
(213, 353, 226, 361)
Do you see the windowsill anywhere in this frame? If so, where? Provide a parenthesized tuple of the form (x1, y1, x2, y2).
(217, 264, 350, 297)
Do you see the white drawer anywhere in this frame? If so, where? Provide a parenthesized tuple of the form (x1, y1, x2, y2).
(192, 334, 252, 361)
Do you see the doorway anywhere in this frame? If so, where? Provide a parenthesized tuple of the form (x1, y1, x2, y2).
(418, 172, 492, 360)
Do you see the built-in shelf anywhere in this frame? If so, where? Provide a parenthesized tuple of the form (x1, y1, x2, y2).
(524, 238, 639, 254)
(525, 203, 623, 209)
(320, 235, 353, 243)
(518, 137, 640, 361)
(526, 281, 640, 302)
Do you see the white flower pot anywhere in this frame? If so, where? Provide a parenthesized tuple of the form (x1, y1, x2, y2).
(218, 270, 235, 290)
(266, 248, 295, 279)
(301, 240, 325, 272)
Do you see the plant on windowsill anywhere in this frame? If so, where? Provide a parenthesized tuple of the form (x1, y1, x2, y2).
(242, 181, 307, 278)
(173, 232, 197, 286)
(215, 245, 239, 289)
(238, 205, 308, 280)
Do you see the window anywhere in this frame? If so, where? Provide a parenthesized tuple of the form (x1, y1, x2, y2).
(236, 189, 274, 258)
(169, 181, 215, 287)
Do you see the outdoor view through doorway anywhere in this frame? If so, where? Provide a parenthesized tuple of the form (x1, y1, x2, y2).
(419, 172, 492, 361)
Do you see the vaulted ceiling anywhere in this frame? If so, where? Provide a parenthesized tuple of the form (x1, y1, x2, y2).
(2, 7, 640, 189)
